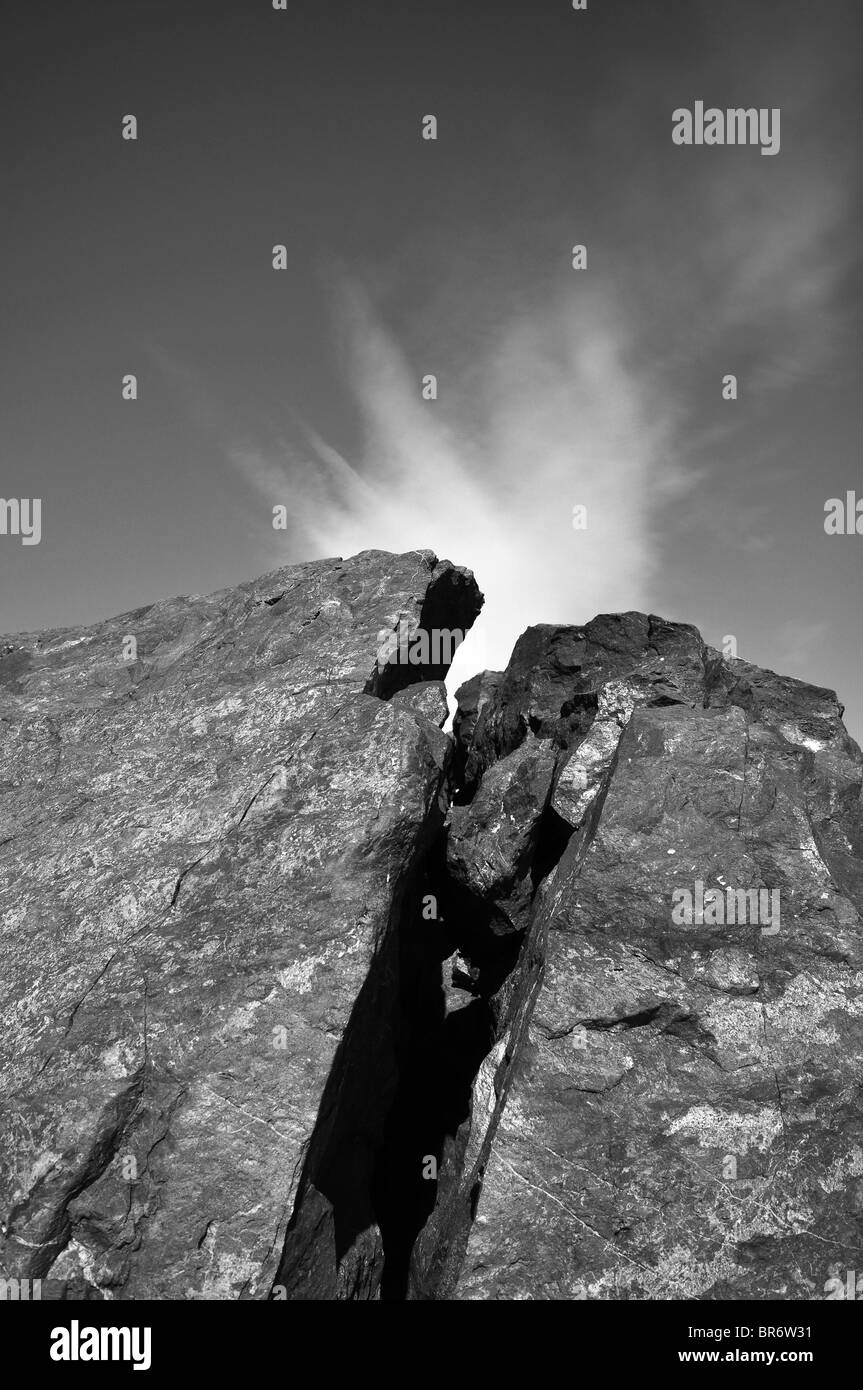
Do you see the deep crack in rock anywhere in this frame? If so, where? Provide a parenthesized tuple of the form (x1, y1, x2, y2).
(3, 560, 863, 1302)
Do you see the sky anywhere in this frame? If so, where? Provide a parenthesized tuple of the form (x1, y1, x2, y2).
(1, 0, 862, 736)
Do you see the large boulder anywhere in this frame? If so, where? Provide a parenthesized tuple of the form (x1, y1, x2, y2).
(0, 550, 482, 1299)
(445, 626, 863, 1301)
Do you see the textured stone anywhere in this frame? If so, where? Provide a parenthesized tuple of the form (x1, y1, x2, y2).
(3, 573, 861, 1304)
(447, 738, 557, 929)
(450, 628, 863, 1301)
(0, 549, 482, 1300)
(390, 680, 450, 729)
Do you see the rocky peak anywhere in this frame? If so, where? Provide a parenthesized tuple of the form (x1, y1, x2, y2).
(1, 550, 861, 1302)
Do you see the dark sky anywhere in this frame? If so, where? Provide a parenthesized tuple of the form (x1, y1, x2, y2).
(2, 0, 861, 734)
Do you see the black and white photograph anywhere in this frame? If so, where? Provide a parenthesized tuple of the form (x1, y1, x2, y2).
(1, 0, 862, 1365)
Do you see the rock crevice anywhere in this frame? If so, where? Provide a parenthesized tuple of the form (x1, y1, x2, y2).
(2, 556, 862, 1302)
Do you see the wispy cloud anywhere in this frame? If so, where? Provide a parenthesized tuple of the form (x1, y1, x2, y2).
(279, 275, 693, 694)
(146, 7, 858, 707)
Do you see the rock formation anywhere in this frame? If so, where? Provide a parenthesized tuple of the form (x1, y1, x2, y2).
(2, 554, 862, 1301)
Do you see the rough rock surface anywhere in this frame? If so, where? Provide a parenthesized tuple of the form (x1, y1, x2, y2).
(3, 568, 862, 1302)
(0, 549, 481, 1299)
(448, 619, 863, 1301)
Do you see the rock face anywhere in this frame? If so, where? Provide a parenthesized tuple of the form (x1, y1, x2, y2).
(2, 569, 862, 1301)
(446, 617, 863, 1301)
(0, 550, 482, 1299)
